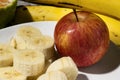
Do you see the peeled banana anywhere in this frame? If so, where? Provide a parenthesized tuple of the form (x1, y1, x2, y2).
(0, 43, 15, 67)
(10, 26, 42, 49)
(13, 49, 45, 76)
(0, 67, 27, 80)
(46, 57, 78, 80)
(24, 0, 120, 20)
(37, 71, 68, 80)
(10, 26, 55, 60)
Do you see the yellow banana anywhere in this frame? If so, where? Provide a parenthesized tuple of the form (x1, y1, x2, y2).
(96, 14, 120, 47)
(12, 5, 72, 25)
(13, 5, 120, 47)
(24, 0, 120, 20)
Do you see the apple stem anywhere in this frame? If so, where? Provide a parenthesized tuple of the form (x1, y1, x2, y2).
(73, 9, 79, 22)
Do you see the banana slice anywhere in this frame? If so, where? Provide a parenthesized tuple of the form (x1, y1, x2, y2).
(0, 67, 27, 80)
(13, 49, 45, 76)
(27, 57, 55, 80)
(10, 26, 55, 60)
(10, 26, 42, 49)
(0, 43, 15, 67)
(20, 35, 55, 60)
(37, 71, 68, 80)
(46, 57, 78, 80)
(36, 35, 55, 60)
(16, 25, 42, 38)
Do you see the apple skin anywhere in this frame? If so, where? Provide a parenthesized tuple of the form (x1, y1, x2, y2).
(54, 11, 109, 67)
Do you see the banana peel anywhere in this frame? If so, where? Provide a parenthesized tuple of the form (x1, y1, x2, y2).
(24, 0, 120, 20)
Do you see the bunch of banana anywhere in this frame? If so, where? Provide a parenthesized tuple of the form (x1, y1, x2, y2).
(0, 67, 27, 80)
(10, 26, 55, 60)
(24, 0, 120, 20)
(12, 5, 120, 47)
(0, 43, 15, 67)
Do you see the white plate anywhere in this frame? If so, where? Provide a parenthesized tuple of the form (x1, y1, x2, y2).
(0, 21, 120, 80)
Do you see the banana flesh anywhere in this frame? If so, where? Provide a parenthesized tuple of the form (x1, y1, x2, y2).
(0, 67, 27, 80)
(38, 35, 55, 60)
(46, 57, 78, 80)
(13, 49, 45, 76)
(37, 71, 68, 80)
(0, 43, 15, 67)
(10, 26, 55, 60)
(10, 26, 42, 49)
(24, 0, 120, 20)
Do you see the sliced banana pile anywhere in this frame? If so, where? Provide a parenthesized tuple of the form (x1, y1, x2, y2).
(0, 26, 78, 80)
(10, 26, 55, 60)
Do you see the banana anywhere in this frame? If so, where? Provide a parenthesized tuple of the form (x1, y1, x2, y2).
(46, 57, 78, 80)
(13, 49, 45, 76)
(11, 5, 72, 25)
(10, 26, 42, 49)
(24, 0, 120, 20)
(38, 35, 55, 60)
(0, 43, 15, 67)
(27, 57, 56, 80)
(10, 26, 55, 60)
(96, 14, 120, 47)
(37, 71, 68, 80)
(0, 67, 27, 80)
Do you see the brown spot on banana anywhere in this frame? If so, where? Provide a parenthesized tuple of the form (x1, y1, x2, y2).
(113, 33, 118, 37)
(58, 2, 82, 8)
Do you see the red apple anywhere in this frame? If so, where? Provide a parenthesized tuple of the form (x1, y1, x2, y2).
(54, 11, 109, 67)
